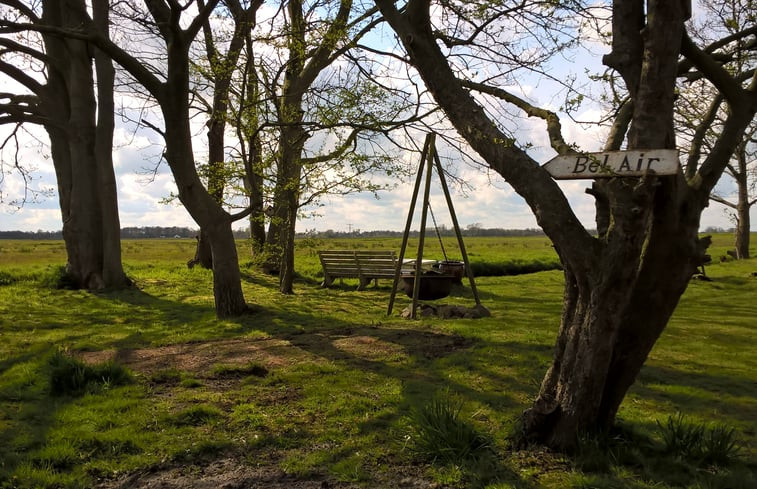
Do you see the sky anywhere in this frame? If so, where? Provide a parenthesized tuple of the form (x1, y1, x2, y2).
(0, 2, 751, 235)
(1, 118, 746, 234)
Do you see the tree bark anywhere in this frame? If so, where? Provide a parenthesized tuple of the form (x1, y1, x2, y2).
(207, 219, 248, 317)
(525, 0, 692, 447)
(275, 121, 307, 294)
(245, 133, 267, 253)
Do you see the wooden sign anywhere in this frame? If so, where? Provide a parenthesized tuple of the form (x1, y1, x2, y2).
(543, 149, 679, 179)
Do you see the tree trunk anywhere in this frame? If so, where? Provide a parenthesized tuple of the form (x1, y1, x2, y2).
(207, 219, 248, 318)
(160, 27, 248, 317)
(734, 202, 750, 259)
(41, 0, 129, 290)
(523, 176, 708, 447)
(734, 148, 751, 259)
(66, 32, 105, 289)
(194, 230, 214, 269)
(244, 131, 267, 254)
(521, 0, 690, 449)
(278, 185, 299, 294)
(93, 0, 129, 288)
(262, 218, 282, 274)
(275, 122, 306, 294)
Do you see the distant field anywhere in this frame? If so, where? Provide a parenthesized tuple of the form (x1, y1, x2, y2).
(0, 234, 755, 488)
(1, 232, 745, 274)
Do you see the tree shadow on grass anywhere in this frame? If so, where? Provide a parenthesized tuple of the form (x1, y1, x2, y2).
(633, 364, 757, 426)
(1, 281, 537, 487)
(223, 313, 541, 487)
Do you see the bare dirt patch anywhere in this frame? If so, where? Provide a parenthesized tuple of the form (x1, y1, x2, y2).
(80, 338, 315, 375)
(79, 328, 472, 376)
(94, 457, 441, 489)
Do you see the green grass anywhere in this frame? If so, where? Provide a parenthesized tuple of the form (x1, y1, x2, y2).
(0, 234, 755, 488)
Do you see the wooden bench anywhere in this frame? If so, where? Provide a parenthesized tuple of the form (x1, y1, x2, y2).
(318, 250, 398, 290)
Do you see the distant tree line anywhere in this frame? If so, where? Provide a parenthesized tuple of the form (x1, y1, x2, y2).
(0, 226, 551, 240)
(2, 225, 741, 241)
(293, 226, 549, 239)
(0, 227, 196, 240)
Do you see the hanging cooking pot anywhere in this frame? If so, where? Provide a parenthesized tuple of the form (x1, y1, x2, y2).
(400, 270, 454, 300)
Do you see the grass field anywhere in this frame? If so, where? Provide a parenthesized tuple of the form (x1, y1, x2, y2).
(0, 234, 755, 488)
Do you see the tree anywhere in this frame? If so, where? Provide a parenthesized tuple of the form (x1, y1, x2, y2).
(373, 0, 757, 450)
(113, 0, 254, 317)
(0, 0, 129, 290)
(702, 124, 756, 259)
(5, 0, 257, 316)
(223, 0, 420, 293)
(678, 0, 757, 259)
(189, 0, 263, 269)
(711, 129, 756, 259)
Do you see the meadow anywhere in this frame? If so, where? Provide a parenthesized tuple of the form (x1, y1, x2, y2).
(0, 234, 755, 488)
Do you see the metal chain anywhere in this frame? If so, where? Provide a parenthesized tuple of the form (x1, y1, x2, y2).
(427, 201, 449, 262)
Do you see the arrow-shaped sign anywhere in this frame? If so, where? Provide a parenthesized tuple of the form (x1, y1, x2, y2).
(543, 149, 679, 180)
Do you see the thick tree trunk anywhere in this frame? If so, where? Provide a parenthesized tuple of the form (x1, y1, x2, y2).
(194, 80, 227, 271)
(521, 1, 690, 449)
(272, 0, 308, 294)
(278, 188, 299, 294)
(523, 177, 708, 447)
(247, 182, 267, 254)
(193, 230, 214, 269)
(41, 0, 130, 290)
(163, 132, 247, 315)
(734, 203, 750, 259)
(66, 33, 105, 289)
(244, 134, 267, 254)
(599, 190, 704, 423)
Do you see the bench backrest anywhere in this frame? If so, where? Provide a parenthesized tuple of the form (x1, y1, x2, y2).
(318, 250, 397, 276)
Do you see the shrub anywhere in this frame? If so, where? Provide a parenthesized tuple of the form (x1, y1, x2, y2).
(468, 259, 562, 277)
(700, 424, 742, 465)
(658, 413, 705, 458)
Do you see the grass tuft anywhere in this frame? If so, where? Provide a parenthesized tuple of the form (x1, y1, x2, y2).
(172, 439, 233, 463)
(47, 348, 132, 396)
(656, 413, 742, 466)
(38, 265, 80, 289)
(405, 392, 493, 466)
(171, 405, 224, 426)
(0, 270, 16, 286)
(211, 362, 269, 378)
